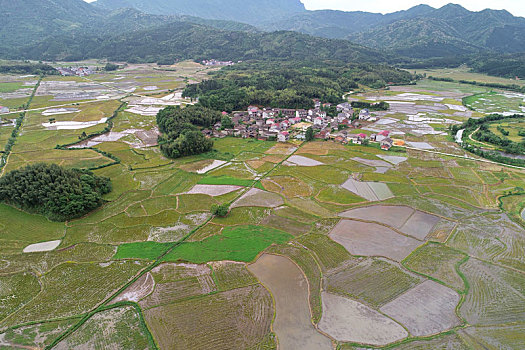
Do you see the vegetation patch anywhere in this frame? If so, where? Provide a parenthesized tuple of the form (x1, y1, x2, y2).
(144, 285, 272, 350)
(326, 258, 422, 307)
(163, 225, 292, 263)
(403, 243, 467, 291)
(116, 225, 292, 263)
(53, 305, 154, 350)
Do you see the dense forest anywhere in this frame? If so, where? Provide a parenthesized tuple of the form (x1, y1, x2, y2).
(156, 106, 219, 158)
(0, 63, 58, 75)
(469, 53, 525, 79)
(183, 61, 413, 112)
(0, 163, 112, 221)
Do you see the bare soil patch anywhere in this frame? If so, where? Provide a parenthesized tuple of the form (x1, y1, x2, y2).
(23, 240, 61, 253)
(286, 155, 324, 167)
(112, 272, 155, 303)
(329, 220, 421, 262)
(319, 292, 407, 346)
(380, 280, 461, 336)
(341, 178, 393, 202)
(248, 254, 332, 350)
(186, 184, 242, 197)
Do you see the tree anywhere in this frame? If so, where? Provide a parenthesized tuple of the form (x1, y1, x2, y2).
(104, 63, 119, 71)
(211, 203, 230, 217)
(221, 115, 233, 129)
(305, 127, 314, 141)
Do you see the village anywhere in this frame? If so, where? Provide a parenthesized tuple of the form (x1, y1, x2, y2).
(204, 99, 399, 150)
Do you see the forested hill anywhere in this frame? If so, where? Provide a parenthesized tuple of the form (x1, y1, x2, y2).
(93, 0, 306, 23)
(17, 21, 393, 64)
(264, 4, 525, 58)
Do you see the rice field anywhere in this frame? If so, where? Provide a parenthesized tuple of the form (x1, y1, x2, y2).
(1, 69, 524, 348)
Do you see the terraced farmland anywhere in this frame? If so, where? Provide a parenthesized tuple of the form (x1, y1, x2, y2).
(0, 68, 524, 349)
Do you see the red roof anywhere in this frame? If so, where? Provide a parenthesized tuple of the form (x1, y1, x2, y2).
(358, 133, 367, 138)
(281, 131, 289, 136)
(379, 130, 390, 136)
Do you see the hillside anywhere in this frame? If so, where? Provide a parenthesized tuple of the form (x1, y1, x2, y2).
(0, 0, 102, 51)
(348, 4, 525, 57)
(93, 0, 306, 23)
(18, 21, 391, 64)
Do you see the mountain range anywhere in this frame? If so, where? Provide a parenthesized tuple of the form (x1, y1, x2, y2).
(0, 0, 524, 63)
(91, 0, 525, 57)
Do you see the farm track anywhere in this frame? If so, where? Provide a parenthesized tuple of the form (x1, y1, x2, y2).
(43, 141, 305, 349)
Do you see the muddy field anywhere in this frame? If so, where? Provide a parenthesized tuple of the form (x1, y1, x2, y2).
(248, 254, 332, 350)
(341, 178, 394, 202)
(339, 205, 442, 240)
(319, 292, 407, 346)
(329, 220, 422, 261)
(380, 280, 461, 336)
(232, 188, 284, 208)
(186, 184, 242, 197)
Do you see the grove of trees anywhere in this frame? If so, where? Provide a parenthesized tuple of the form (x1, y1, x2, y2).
(156, 105, 220, 159)
(0, 163, 112, 221)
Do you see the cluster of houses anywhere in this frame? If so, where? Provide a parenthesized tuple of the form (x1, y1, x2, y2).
(203, 99, 396, 150)
(56, 67, 93, 77)
(202, 60, 235, 66)
(0, 106, 9, 114)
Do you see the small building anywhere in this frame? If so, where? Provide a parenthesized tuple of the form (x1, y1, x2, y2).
(0, 106, 9, 114)
(277, 131, 290, 142)
(381, 138, 394, 151)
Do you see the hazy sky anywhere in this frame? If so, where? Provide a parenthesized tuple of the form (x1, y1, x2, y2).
(300, 0, 525, 17)
(82, 0, 525, 17)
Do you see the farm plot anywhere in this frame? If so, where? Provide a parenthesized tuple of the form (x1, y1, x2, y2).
(459, 258, 525, 325)
(341, 178, 394, 202)
(319, 292, 407, 346)
(286, 155, 324, 167)
(140, 267, 216, 309)
(450, 213, 525, 271)
(55, 306, 153, 350)
(0, 318, 80, 349)
(329, 220, 422, 262)
(248, 254, 332, 350)
(459, 324, 525, 350)
(231, 188, 284, 208)
(0, 272, 40, 321)
(112, 273, 155, 303)
(185, 184, 242, 196)
(260, 215, 311, 236)
(403, 243, 466, 291)
(380, 280, 461, 337)
(339, 205, 445, 240)
(158, 225, 293, 263)
(210, 261, 258, 291)
(389, 333, 470, 350)
(22, 240, 61, 253)
(0, 261, 147, 327)
(144, 285, 272, 350)
(326, 258, 422, 307)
